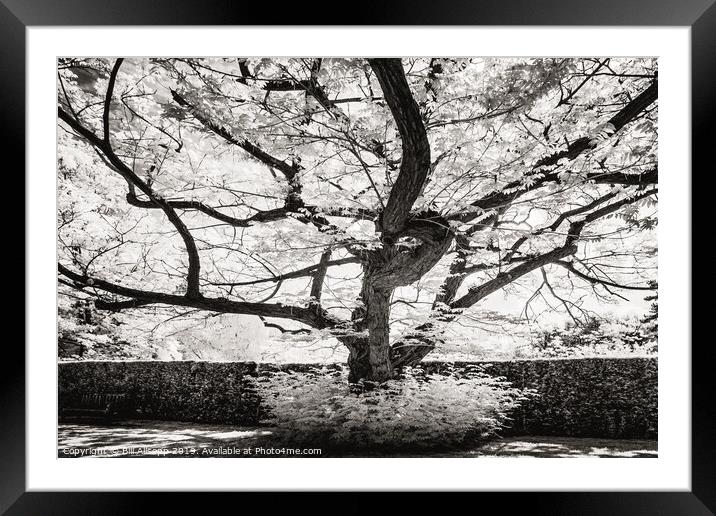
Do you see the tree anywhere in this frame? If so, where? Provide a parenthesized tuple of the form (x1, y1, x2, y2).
(57, 57, 658, 383)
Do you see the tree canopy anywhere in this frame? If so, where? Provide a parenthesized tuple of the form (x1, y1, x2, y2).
(57, 57, 658, 381)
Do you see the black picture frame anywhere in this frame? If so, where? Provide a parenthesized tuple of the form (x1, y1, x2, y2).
(3, 1, 712, 513)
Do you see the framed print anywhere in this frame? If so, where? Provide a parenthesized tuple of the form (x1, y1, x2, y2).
(4, 0, 713, 513)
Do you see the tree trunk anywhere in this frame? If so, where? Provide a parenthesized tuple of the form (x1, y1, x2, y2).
(347, 278, 394, 383)
(345, 221, 453, 383)
(363, 285, 393, 382)
(346, 341, 371, 384)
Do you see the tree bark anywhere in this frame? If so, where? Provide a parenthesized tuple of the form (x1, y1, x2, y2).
(363, 285, 393, 382)
(347, 261, 395, 383)
(346, 339, 371, 384)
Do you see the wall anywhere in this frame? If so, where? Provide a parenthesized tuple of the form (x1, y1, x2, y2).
(58, 357, 657, 439)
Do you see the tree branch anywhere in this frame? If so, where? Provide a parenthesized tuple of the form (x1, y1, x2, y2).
(170, 89, 300, 180)
(502, 191, 618, 263)
(125, 188, 280, 227)
(58, 263, 342, 329)
(259, 317, 311, 335)
(450, 244, 580, 310)
(554, 260, 657, 291)
(368, 59, 431, 236)
(452, 80, 658, 224)
(310, 249, 332, 301)
(103, 58, 123, 142)
(59, 100, 203, 298)
(450, 189, 657, 310)
(208, 257, 359, 287)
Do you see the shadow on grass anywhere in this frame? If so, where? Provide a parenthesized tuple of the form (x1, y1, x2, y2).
(58, 420, 274, 457)
(463, 436, 658, 458)
(58, 420, 657, 458)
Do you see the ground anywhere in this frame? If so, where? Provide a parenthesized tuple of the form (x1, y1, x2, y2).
(58, 420, 657, 458)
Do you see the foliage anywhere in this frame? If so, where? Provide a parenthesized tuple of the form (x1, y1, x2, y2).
(641, 280, 658, 328)
(254, 367, 527, 449)
(58, 295, 149, 360)
(523, 290, 658, 358)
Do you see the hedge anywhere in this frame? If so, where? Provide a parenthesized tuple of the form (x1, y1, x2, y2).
(422, 358, 657, 439)
(58, 357, 657, 439)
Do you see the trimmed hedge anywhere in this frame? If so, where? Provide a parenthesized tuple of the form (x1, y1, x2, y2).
(58, 357, 657, 439)
(59, 362, 315, 424)
(422, 358, 657, 439)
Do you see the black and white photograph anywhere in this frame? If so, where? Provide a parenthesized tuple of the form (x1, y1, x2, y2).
(56, 56, 659, 459)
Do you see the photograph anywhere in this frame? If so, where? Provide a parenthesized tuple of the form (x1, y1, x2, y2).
(55, 56, 660, 459)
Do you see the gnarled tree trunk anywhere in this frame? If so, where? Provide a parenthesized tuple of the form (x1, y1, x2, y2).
(347, 264, 395, 383)
(346, 226, 453, 382)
